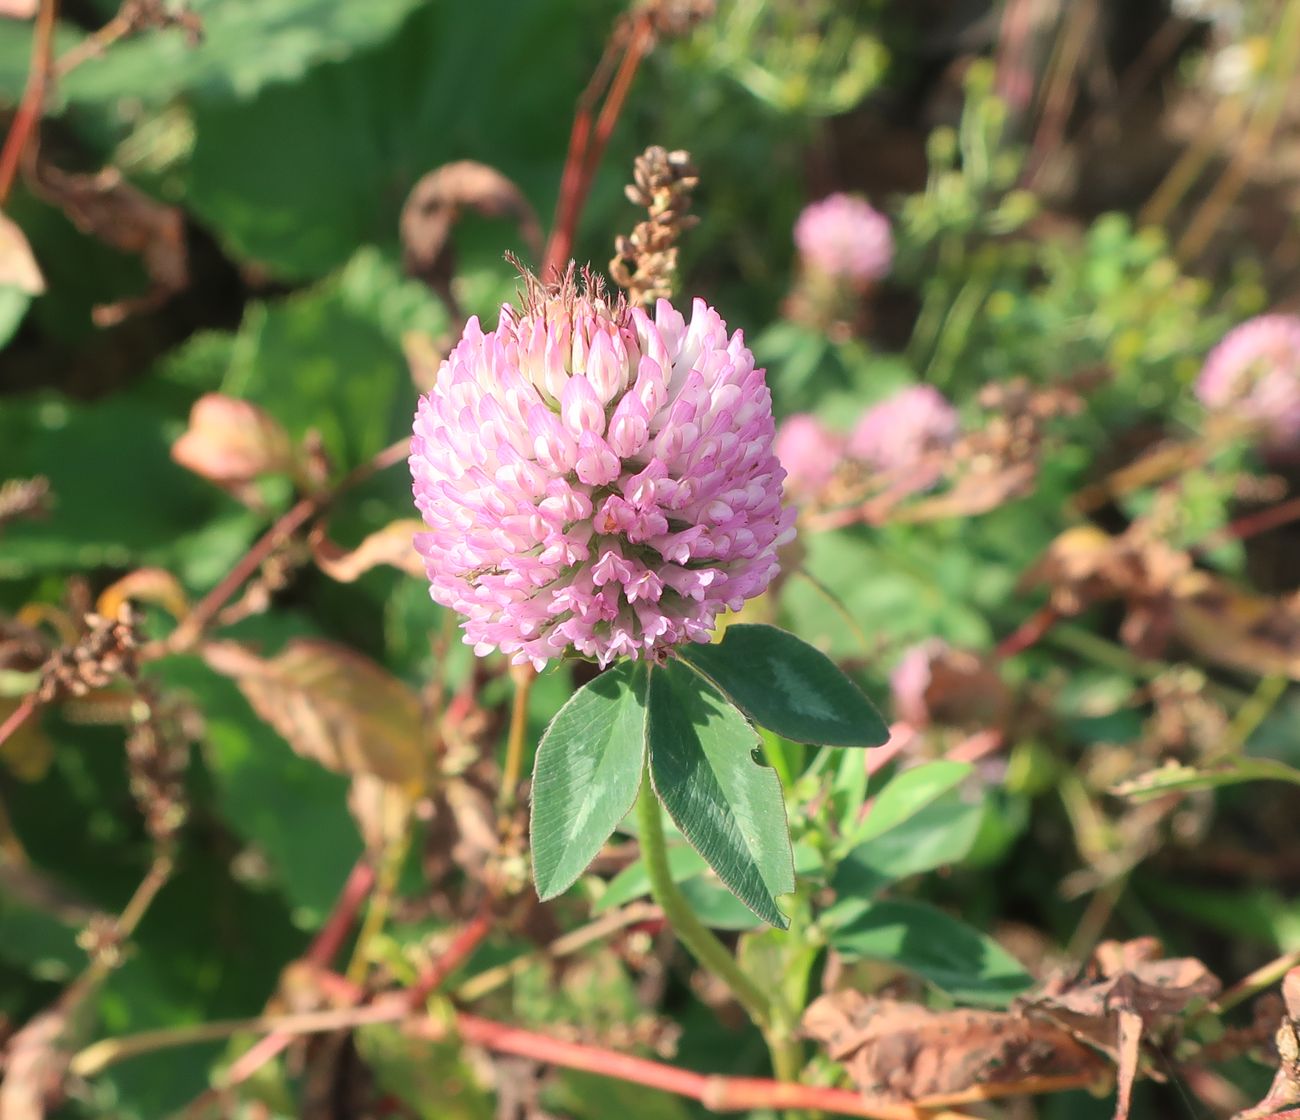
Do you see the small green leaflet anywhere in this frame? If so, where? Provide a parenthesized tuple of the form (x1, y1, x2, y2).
(530, 662, 648, 901)
(677, 624, 888, 747)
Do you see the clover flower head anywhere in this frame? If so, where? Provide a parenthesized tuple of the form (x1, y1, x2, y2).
(848, 385, 959, 482)
(410, 276, 796, 670)
(793, 193, 893, 285)
(775, 413, 844, 497)
(1196, 313, 1300, 451)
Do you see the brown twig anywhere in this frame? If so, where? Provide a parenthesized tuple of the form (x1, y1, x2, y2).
(157, 435, 409, 656)
(541, 11, 655, 281)
(0, 0, 58, 206)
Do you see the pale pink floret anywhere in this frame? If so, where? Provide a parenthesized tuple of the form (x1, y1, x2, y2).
(1196, 314, 1300, 451)
(794, 193, 893, 285)
(410, 291, 796, 670)
(775, 413, 844, 497)
(848, 385, 958, 485)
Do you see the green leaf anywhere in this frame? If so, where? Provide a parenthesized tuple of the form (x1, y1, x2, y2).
(646, 660, 794, 929)
(830, 899, 1032, 1005)
(61, 0, 429, 107)
(677, 624, 887, 747)
(842, 760, 974, 850)
(593, 842, 707, 914)
(1112, 757, 1300, 800)
(830, 790, 985, 911)
(531, 663, 648, 901)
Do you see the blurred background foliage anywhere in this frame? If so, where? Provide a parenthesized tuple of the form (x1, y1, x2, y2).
(3, 1, 1300, 1118)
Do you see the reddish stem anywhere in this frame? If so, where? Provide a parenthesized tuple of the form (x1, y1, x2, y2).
(306, 859, 378, 969)
(541, 13, 653, 281)
(995, 604, 1061, 660)
(406, 905, 494, 1009)
(1208, 494, 1300, 550)
(0, 0, 57, 205)
(0, 691, 37, 751)
(441, 1014, 939, 1119)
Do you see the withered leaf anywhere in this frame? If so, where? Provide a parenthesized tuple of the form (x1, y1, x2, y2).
(1172, 572, 1300, 680)
(312, 519, 426, 583)
(0, 1002, 71, 1120)
(95, 567, 190, 624)
(0, 696, 52, 781)
(171, 394, 295, 491)
(400, 160, 543, 311)
(27, 162, 187, 327)
(1233, 967, 1300, 1120)
(802, 990, 1104, 1101)
(201, 639, 426, 789)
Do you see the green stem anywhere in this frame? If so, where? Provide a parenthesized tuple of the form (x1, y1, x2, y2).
(636, 765, 771, 1030)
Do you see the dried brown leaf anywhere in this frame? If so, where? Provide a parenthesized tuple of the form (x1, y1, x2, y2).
(802, 990, 1104, 1101)
(0, 1003, 70, 1120)
(0, 696, 52, 781)
(347, 773, 414, 855)
(400, 160, 543, 311)
(96, 567, 190, 624)
(0, 210, 44, 294)
(312, 520, 426, 583)
(1172, 572, 1300, 680)
(201, 639, 426, 789)
(1233, 967, 1300, 1119)
(171, 394, 294, 492)
(28, 162, 187, 326)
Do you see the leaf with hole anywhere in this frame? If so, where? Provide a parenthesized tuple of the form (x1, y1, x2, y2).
(677, 624, 888, 747)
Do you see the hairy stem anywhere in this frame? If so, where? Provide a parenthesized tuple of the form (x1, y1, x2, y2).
(635, 763, 771, 1030)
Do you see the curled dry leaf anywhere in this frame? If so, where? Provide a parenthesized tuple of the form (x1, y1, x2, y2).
(400, 160, 544, 313)
(201, 639, 426, 789)
(802, 989, 1104, 1102)
(96, 567, 190, 624)
(27, 161, 187, 327)
(171, 394, 295, 495)
(0, 210, 44, 294)
(1233, 967, 1300, 1119)
(311, 519, 426, 583)
(1023, 937, 1221, 1119)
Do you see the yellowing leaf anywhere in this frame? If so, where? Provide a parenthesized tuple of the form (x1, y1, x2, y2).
(0, 699, 52, 782)
(201, 639, 426, 789)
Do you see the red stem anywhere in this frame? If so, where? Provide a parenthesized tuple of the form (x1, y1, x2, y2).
(441, 1014, 936, 1119)
(406, 905, 494, 1009)
(541, 13, 653, 281)
(1208, 494, 1300, 550)
(995, 604, 1061, 660)
(306, 859, 378, 969)
(0, 691, 37, 751)
(0, 0, 58, 205)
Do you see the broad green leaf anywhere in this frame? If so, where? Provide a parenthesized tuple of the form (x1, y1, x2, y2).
(830, 790, 986, 914)
(841, 760, 974, 851)
(531, 663, 648, 901)
(678, 624, 887, 747)
(61, 0, 429, 106)
(830, 899, 1032, 1005)
(646, 660, 794, 929)
(1112, 757, 1300, 800)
